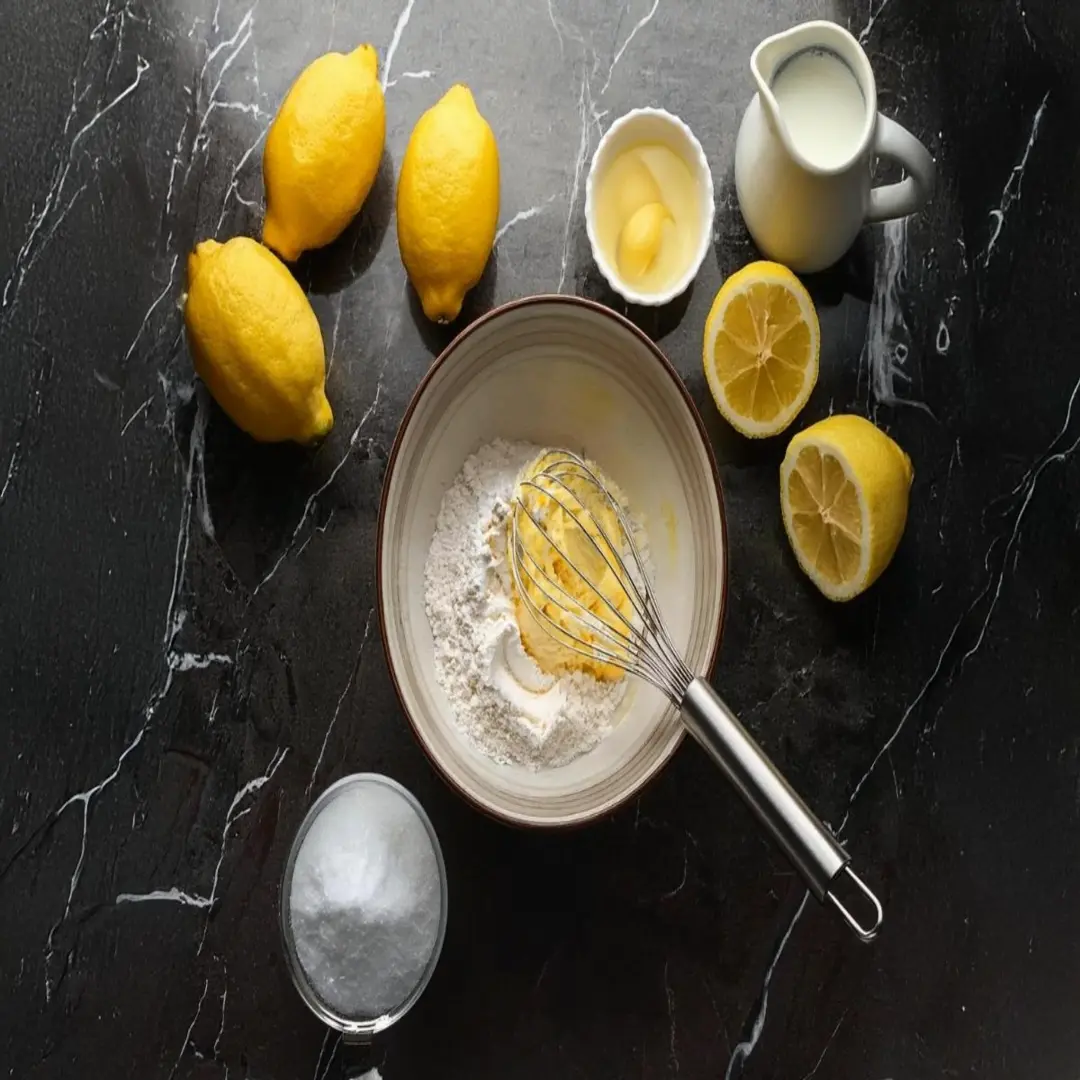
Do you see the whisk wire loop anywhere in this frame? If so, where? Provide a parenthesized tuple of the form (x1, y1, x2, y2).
(509, 452, 692, 699)
(511, 501, 677, 690)
(536, 456, 694, 690)
(530, 474, 689, 695)
(513, 549, 674, 688)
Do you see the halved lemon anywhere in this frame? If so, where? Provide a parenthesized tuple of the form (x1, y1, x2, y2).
(781, 415, 914, 601)
(703, 261, 820, 437)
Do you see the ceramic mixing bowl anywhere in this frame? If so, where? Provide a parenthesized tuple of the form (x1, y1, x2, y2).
(378, 296, 726, 826)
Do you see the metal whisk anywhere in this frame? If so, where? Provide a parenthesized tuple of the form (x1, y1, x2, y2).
(511, 450, 883, 942)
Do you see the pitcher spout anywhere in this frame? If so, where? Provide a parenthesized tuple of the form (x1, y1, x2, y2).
(750, 24, 809, 98)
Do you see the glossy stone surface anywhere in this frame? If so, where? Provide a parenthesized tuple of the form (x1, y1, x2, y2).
(3, 0, 1079, 1076)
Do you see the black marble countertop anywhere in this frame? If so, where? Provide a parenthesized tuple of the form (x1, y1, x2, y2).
(4, 0, 1080, 1076)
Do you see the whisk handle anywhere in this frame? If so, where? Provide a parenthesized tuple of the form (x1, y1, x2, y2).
(681, 678, 882, 941)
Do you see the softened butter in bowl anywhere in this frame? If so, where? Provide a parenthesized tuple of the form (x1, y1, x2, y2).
(585, 108, 715, 307)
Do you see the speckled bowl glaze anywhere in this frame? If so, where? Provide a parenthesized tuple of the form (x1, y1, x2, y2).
(585, 108, 716, 307)
(378, 296, 726, 827)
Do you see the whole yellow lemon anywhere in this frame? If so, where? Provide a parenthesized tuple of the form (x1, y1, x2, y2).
(184, 238, 333, 444)
(397, 84, 499, 322)
(263, 45, 386, 262)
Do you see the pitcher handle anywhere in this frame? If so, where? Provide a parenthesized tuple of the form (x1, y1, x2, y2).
(866, 114, 935, 225)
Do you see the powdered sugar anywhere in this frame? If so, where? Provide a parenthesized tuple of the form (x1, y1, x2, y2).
(424, 440, 634, 770)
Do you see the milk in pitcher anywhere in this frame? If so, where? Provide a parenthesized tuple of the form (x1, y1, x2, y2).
(770, 48, 867, 170)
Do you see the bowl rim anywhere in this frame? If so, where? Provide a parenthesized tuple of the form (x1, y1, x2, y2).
(376, 293, 729, 828)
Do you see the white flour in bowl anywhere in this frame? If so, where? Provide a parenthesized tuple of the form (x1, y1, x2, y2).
(423, 439, 642, 770)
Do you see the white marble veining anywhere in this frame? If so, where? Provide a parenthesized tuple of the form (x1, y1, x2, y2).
(2, 53, 151, 318)
(306, 608, 375, 798)
(116, 886, 214, 907)
(494, 196, 557, 245)
(723, 892, 810, 1080)
(44, 724, 147, 999)
(600, 0, 662, 96)
(380, 0, 418, 91)
(860, 219, 932, 418)
(800, 1011, 849, 1080)
(981, 90, 1049, 269)
(559, 69, 604, 294)
(663, 958, 679, 1074)
(171, 974, 211, 1078)
(199, 744, 290, 951)
(1, 0, 1072, 1076)
(858, 0, 895, 44)
(246, 381, 383, 607)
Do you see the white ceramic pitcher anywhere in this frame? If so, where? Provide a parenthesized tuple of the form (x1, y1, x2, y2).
(734, 20, 935, 273)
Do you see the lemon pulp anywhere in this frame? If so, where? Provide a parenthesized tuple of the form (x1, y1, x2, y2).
(703, 261, 820, 437)
(780, 415, 913, 601)
(593, 145, 701, 293)
(785, 444, 864, 585)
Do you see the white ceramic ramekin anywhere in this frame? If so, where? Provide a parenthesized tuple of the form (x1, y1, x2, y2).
(584, 108, 715, 307)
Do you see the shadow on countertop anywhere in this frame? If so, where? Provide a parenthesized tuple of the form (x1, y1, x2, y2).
(407, 253, 500, 359)
(296, 150, 396, 297)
